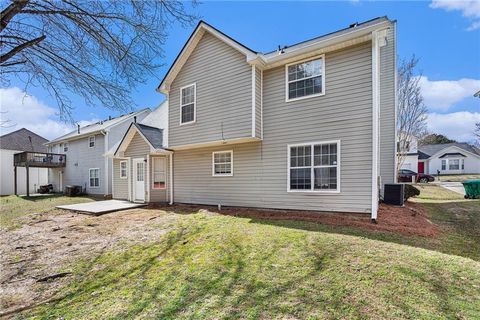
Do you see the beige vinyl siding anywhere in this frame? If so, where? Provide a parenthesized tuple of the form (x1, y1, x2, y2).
(255, 67, 262, 138)
(112, 159, 128, 200)
(169, 32, 252, 147)
(124, 133, 150, 201)
(173, 41, 375, 213)
(379, 24, 396, 188)
(149, 155, 168, 202)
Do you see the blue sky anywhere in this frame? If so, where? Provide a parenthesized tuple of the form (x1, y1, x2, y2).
(1, 0, 479, 142)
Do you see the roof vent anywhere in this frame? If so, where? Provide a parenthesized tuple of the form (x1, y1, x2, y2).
(349, 22, 359, 28)
(134, 116, 137, 123)
(77, 124, 80, 134)
(277, 45, 288, 55)
(109, 115, 112, 120)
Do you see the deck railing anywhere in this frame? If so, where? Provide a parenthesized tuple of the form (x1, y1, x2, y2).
(14, 151, 66, 167)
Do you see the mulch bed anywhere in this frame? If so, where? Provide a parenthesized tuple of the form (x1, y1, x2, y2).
(151, 202, 439, 237)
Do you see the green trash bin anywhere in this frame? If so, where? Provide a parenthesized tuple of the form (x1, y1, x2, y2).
(462, 180, 480, 199)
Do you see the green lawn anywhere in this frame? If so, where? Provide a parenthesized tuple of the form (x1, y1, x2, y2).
(414, 184, 465, 201)
(20, 203, 480, 319)
(437, 174, 480, 182)
(0, 194, 93, 229)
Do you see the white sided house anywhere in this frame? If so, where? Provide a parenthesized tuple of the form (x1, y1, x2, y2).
(418, 143, 480, 175)
(0, 128, 49, 195)
(46, 109, 150, 196)
(112, 17, 397, 221)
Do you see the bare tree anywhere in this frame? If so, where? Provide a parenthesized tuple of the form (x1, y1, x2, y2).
(1, 0, 198, 120)
(474, 122, 480, 147)
(396, 56, 428, 173)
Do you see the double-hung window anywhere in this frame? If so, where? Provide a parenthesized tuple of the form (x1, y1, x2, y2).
(441, 160, 446, 170)
(89, 136, 95, 148)
(212, 151, 233, 176)
(63, 143, 68, 152)
(449, 159, 460, 170)
(152, 157, 166, 189)
(180, 83, 196, 124)
(120, 161, 127, 179)
(286, 55, 325, 101)
(89, 168, 100, 188)
(288, 141, 340, 192)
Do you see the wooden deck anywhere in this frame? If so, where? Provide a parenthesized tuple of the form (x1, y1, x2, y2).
(13, 151, 66, 168)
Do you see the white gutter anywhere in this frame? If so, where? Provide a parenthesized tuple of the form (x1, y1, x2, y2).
(101, 129, 109, 197)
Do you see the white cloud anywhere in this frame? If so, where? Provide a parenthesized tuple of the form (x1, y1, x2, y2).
(427, 111, 480, 142)
(430, 0, 480, 31)
(0, 87, 97, 140)
(417, 76, 480, 111)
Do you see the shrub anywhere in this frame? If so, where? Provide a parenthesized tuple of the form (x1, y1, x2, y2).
(404, 184, 420, 201)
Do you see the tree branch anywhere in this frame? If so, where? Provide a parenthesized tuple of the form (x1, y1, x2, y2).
(1, 0, 29, 32)
(0, 34, 45, 64)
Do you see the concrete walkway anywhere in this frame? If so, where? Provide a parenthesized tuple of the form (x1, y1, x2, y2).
(57, 200, 146, 215)
(439, 182, 465, 195)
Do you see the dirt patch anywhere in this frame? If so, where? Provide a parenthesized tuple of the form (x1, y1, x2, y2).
(158, 202, 439, 237)
(1, 202, 439, 317)
(0, 208, 177, 317)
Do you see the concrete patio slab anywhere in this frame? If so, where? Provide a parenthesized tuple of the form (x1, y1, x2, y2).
(56, 200, 146, 214)
(440, 182, 466, 195)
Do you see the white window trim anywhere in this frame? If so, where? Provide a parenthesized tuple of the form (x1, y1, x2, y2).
(179, 83, 196, 126)
(88, 136, 95, 148)
(285, 54, 326, 103)
(447, 158, 462, 171)
(119, 160, 127, 179)
(287, 140, 340, 193)
(212, 150, 233, 177)
(89, 168, 100, 188)
(63, 143, 68, 152)
(152, 157, 167, 190)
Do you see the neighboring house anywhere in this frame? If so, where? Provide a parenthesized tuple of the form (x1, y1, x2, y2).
(418, 143, 480, 175)
(46, 109, 150, 196)
(0, 128, 48, 195)
(397, 133, 419, 172)
(112, 17, 397, 221)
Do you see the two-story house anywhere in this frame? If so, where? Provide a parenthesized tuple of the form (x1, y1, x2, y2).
(46, 109, 150, 197)
(112, 17, 397, 221)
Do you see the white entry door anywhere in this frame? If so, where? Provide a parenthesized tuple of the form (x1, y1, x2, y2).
(133, 159, 145, 202)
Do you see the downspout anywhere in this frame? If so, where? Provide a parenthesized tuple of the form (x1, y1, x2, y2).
(101, 129, 109, 198)
(169, 153, 173, 205)
(371, 30, 380, 223)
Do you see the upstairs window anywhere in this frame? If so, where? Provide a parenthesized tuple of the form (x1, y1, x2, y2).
(89, 136, 95, 148)
(180, 83, 196, 124)
(63, 143, 68, 152)
(286, 56, 325, 101)
(212, 151, 233, 176)
(288, 141, 340, 192)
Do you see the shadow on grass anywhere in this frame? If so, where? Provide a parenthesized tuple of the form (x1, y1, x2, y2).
(153, 202, 480, 262)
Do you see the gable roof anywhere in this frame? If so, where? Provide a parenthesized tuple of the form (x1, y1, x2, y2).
(135, 123, 164, 149)
(113, 122, 170, 157)
(0, 128, 48, 152)
(419, 143, 480, 159)
(157, 16, 394, 93)
(47, 108, 151, 144)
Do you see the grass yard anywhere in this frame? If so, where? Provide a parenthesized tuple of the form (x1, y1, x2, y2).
(414, 184, 465, 201)
(436, 174, 480, 182)
(0, 195, 93, 229)
(1, 189, 479, 319)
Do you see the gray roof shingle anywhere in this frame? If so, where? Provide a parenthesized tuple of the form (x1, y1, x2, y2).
(418, 143, 480, 159)
(135, 123, 163, 149)
(0, 128, 48, 152)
